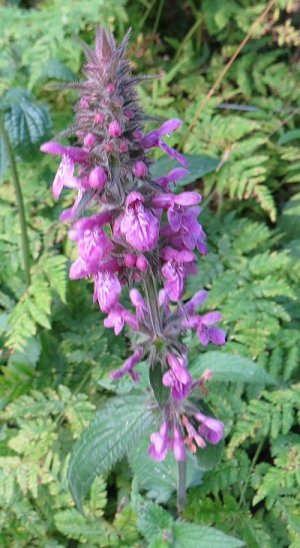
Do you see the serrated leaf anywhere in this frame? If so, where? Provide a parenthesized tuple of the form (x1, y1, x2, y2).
(3, 88, 51, 154)
(40, 59, 76, 82)
(190, 351, 276, 385)
(134, 499, 174, 543)
(172, 522, 244, 547)
(151, 154, 219, 187)
(68, 393, 153, 511)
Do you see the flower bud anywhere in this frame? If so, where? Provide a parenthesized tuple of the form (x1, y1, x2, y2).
(108, 120, 122, 137)
(89, 166, 107, 190)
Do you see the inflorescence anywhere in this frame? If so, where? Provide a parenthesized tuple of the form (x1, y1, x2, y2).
(41, 28, 226, 463)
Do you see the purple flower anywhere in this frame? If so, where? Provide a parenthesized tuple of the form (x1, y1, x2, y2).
(84, 133, 97, 149)
(163, 353, 192, 400)
(111, 347, 143, 382)
(184, 290, 208, 315)
(183, 312, 226, 346)
(69, 256, 96, 279)
(133, 161, 148, 178)
(108, 120, 122, 137)
(104, 304, 138, 335)
(89, 166, 107, 190)
(142, 119, 188, 167)
(173, 425, 186, 461)
(93, 271, 121, 312)
(119, 192, 159, 252)
(161, 205, 207, 254)
(129, 288, 148, 320)
(155, 167, 189, 190)
(69, 215, 113, 264)
(50, 156, 78, 200)
(161, 247, 196, 302)
(163, 370, 192, 400)
(148, 420, 170, 461)
(152, 191, 201, 233)
(195, 412, 224, 445)
(40, 141, 88, 163)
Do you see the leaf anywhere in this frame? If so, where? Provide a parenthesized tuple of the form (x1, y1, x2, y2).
(133, 498, 174, 543)
(149, 364, 169, 406)
(40, 59, 76, 82)
(129, 435, 203, 503)
(2, 88, 51, 155)
(172, 522, 244, 547)
(68, 393, 154, 511)
(151, 154, 219, 187)
(195, 440, 224, 472)
(278, 129, 300, 146)
(190, 351, 276, 385)
(278, 193, 300, 242)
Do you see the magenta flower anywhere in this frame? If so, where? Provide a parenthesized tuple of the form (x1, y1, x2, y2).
(89, 166, 107, 190)
(93, 271, 121, 313)
(119, 192, 159, 252)
(161, 248, 196, 302)
(40, 140, 88, 163)
(51, 155, 78, 199)
(173, 425, 186, 461)
(142, 119, 188, 167)
(195, 412, 225, 445)
(155, 167, 189, 190)
(111, 347, 143, 382)
(148, 420, 170, 461)
(103, 304, 138, 335)
(129, 288, 148, 320)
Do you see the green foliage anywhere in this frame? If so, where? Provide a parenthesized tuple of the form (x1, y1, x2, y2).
(68, 393, 154, 511)
(0, 0, 127, 92)
(131, 487, 244, 547)
(190, 351, 276, 385)
(6, 253, 67, 351)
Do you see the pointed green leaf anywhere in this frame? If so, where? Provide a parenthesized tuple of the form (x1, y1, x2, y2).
(194, 439, 224, 472)
(190, 352, 276, 385)
(149, 364, 169, 406)
(2, 88, 51, 155)
(151, 154, 219, 188)
(68, 393, 153, 511)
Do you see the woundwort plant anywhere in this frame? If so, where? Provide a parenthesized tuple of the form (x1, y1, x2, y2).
(41, 27, 226, 511)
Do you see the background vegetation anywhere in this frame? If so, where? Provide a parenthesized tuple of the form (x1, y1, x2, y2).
(0, 0, 299, 546)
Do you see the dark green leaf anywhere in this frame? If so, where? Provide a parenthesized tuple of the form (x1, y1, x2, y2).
(2, 88, 51, 155)
(194, 439, 224, 471)
(40, 59, 76, 82)
(172, 522, 244, 547)
(68, 393, 153, 511)
(190, 351, 276, 385)
(278, 193, 300, 242)
(278, 129, 300, 146)
(149, 364, 169, 406)
(151, 155, 219, 187)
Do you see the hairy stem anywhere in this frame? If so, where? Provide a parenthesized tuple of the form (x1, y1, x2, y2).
(177, 459, 187, 515)
(0, 116, 31, 286)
